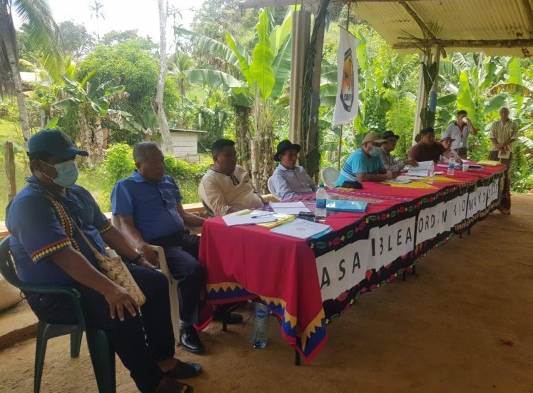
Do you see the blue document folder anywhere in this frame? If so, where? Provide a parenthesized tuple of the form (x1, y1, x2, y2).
(325, 199, 368, 212)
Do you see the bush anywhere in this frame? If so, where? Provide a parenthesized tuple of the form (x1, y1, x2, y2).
(101, 143, 136, 187)
(164, 156, 211, 203)
(98, 143, 210, 204)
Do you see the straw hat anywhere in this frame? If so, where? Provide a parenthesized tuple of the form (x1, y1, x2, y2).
(362, 132, 386, 145)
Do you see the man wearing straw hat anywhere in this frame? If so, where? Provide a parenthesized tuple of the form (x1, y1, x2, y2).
(335, 131, 400, 187)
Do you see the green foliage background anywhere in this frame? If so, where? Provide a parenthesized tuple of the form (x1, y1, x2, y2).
(1, 1, 532, 221)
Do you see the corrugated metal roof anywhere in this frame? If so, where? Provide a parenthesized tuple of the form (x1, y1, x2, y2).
(352, 0, 533, 57)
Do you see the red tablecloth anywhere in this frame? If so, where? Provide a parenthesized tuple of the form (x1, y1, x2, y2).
(199, 164, 506, 363)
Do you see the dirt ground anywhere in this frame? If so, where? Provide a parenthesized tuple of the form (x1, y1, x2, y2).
(1, 194, 533, 393)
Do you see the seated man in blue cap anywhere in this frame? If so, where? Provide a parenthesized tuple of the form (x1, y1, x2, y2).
(269, 139, 316, 200)
(111, 142, 242, 355)
(6, 129, 201, 393)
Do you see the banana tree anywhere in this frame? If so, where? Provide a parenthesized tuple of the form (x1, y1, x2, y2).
(54, 72, 130, 166)
(436, 54, 530, 159)
(177, 8, 293, 192)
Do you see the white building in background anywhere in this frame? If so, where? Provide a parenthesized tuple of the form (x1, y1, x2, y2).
(169, 128, 207, 162)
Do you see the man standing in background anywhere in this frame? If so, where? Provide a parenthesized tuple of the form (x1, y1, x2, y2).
(443, 110, 478, 159)
(489, 107, 518, 215)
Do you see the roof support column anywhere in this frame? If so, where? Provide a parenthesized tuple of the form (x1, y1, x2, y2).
(289, 8, 311, 146)
(412, 45, 441, 143)
(412, 49, 430, 144)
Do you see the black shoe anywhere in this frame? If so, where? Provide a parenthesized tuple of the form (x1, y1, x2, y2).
(213, 311, 243, 325)
(180, 327, 205, 354)
(164, 359, 202, 379)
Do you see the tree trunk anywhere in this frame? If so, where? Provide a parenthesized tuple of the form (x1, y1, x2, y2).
(299, 0, 329, 181)
(234, 105, 251, 173)
(77, 115, 105, 167)
(4, 141, 16, 202)
(156, 0, 172, 154)
(0, 3, 31, 142)
(250, 98, 275, 194)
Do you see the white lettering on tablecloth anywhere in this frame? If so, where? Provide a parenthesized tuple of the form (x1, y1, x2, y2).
(316, 175, 502, 302)
(316, 216, 415, 301)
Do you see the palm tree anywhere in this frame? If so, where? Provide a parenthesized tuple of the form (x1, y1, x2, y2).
(0, 0, 61, 142)
(156, 0, 172, 153)
(89, 0, 104, 41)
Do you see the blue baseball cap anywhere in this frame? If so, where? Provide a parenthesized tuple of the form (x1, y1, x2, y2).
(28, 129, 88, 160)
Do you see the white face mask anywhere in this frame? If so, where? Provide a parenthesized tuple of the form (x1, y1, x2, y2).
(41, 160, 79, 188)
(369, 146, 381, 157)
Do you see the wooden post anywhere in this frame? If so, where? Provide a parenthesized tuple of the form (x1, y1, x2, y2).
(412, 49, 431, 144)
(300, 0, 330, 180)
(4, 142, 16, 202)
(289, 8, 311, 146)
(337, 126, 343, 170)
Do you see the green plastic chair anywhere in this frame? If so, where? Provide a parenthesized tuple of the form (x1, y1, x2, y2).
(0, 236, 116, 393)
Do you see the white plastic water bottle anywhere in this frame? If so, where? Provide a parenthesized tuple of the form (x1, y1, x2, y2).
(251, 302, 269, 349)
(447, 159, 455, 176)
(315, 184, 328, 220)
(428, 161, 435, 177)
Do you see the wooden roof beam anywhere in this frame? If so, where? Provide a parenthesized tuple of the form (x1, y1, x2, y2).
(398, 0, 435, 41)
(393, 38, 533, 49)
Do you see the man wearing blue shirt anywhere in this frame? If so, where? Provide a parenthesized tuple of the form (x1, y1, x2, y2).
(112, 142, 242, 354)
(7, 129, 200, 393)
(336, 132, 399, 187)
(112, 142, 206, 354)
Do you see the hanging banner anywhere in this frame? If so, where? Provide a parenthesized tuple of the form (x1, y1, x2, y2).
(332, 27, 359, 126)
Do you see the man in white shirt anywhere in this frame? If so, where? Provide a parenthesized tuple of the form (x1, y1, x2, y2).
(488, 107, 518, 215)
(443, 110, 478, 159)
(199, 139, 264, 216)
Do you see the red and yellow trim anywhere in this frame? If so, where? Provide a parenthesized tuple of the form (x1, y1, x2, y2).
(31, 238, 72, 263)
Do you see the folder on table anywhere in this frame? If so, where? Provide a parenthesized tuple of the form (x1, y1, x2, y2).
(271, 219, 331, 239)
(325, 199, 368, 213)
(257, 213, 296, 229)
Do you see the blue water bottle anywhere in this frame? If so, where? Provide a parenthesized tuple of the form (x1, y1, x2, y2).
(251, 302, 269, 349)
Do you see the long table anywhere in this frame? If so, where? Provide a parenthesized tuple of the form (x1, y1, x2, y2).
(198, 164, 506, 363)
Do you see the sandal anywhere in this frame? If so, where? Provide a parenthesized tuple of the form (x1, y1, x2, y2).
(165, 360, 202, 379)
(155, 377, 193, 393)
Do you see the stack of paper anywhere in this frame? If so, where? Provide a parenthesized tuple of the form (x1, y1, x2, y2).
(271, 219, 331, 239)
(406, 160, 434, 177)
(270, 201, 311, 215)
(222, 210, 277, 226)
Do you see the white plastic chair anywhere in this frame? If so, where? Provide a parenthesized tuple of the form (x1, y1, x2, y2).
(152, 245, 180, 342)
(321, 167, 340, 188)
(267, 176, 281, 200)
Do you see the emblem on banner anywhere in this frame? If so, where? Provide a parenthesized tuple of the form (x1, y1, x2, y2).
(340, 48, 355, 112)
